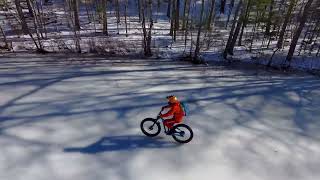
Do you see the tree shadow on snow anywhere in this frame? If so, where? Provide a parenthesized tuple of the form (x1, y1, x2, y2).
(63, 135, 179, 154)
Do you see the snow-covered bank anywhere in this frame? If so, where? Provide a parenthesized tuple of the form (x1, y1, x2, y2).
(0, 54, 320, 180)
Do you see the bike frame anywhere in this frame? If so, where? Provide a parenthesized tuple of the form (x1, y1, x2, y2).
(152, 111, 184, 134)
(152, 112, 170, 133)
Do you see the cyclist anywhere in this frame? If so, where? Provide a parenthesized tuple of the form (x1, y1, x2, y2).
(159, 95, 185, 135)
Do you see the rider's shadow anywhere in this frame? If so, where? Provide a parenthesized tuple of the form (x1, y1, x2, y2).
(64, 135, 178, 154)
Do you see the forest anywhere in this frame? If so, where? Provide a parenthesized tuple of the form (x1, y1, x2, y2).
(0, 0, 319, 69)
(1, 1, 320, 180)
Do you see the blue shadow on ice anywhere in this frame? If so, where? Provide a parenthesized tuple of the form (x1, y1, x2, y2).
(63, 135, 178, 154)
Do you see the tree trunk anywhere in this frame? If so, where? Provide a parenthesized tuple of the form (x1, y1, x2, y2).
(28, 0, 44, 42)
(173, 0, 179, 41)
(249, 10, 259, 52)
(228, 0, 247, 55)
(170, 0, 175, 37)
(14, 0, 29, 34)
(72, 0, 80, 30)
(141, 0, 153, 56)
(175, 0, 180, 31)
(145, 0, 153, 56)
(207, 0, 215, 30)
(156, 0, 160, 22)
(14, 0, 44, 50)
(26, 0, 34, 17)
(84, 0, 92, 22)
(238, 0, 251, 46)
(265, 0, 274, 35)
(277, 0, 295, 49)
(184, 1, 192, 51)
(286, 0, 314, 63)
(182, 0, 190, 30)
(167, 0, 171, 18)
(223, 0, 243, 59)
(116, 0, 120, 34)
(28, 0, 44, 51)
(141, 0, 147, 53)
(102, 0, 108, 35)
(0, 24, 10, 50)
(226, 0, 235, 28)
(220, 0, 226, 14)
(193, 0, 205, 62)
(138, 0, 142, 21)
(125, 0, 128, 36)
(35, 1, 47, 38)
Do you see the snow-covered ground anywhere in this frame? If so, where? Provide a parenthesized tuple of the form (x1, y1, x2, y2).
(1, 1, 319, 71)
(1, 54, 320, 180)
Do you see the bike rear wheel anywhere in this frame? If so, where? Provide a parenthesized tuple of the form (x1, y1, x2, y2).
(140, 118, 161, 137)
(171, 124, 193, 143)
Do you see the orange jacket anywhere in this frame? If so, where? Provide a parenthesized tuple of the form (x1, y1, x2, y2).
(160, 102, 184, 121)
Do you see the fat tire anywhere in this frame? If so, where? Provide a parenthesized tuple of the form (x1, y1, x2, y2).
(140, 118, 161, 137)
(172, 124, 193, 143)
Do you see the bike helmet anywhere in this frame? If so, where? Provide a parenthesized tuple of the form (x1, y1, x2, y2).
(166, 95, 178, 103)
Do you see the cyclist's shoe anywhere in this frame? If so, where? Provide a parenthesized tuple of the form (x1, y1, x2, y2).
(166, 128, 176, 135)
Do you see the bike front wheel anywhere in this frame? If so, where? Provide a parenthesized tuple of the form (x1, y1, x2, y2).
(171, 124, 193, 143)
(140, 118, 161, 137)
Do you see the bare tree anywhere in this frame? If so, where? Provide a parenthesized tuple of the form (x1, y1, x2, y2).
(175, 0, 180, 31)
(277, 0, 295, 49)
(27, 0, 45, 50)
(102, 0, 108, 35)
(116, 0, 120, 34)
(286, 0, 315, 64)
(220, 0, 226, 14)
(141, 0, 153, 56)
(173, 0, 180, 41)
(193, 0, 205, 62)
(226, 0, 235, 28)
(223, 0, 243, 59)
(184, 0, 192, 51)
(167, 0, 172, 18)
(227, 0, 247, 55)
(125, 0, 128, 36)
(0, 23, 10, 50)
(182, 0, 190, 30)
(14, 0, 29, 34)
(265, 0, 274, 35)
(14, 0, 44, 52)
(72, 0, 80, 31)
(137, 0, 142, 21)
(206, 0, 216, 30)
(26, 0, 34, 17)
(238, 0, 252, 46)
(65, 0, 81, 52)
(170, 0, 175, 37)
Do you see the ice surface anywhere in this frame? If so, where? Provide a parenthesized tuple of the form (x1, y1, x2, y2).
(0, 54, 320, 180)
